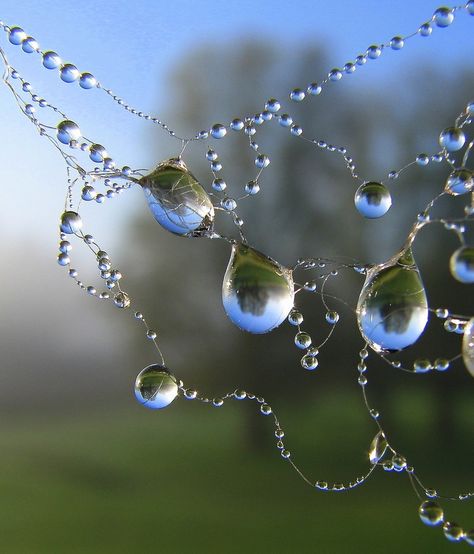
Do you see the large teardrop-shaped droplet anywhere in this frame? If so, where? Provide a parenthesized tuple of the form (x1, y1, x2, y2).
(139, 158, 214, 237)
(357, 247, 429, 352)
(463, 318, 474, 378)
(368, 431, 388, 464)
(222, 243, 294, 334)
(134, 364, 179, 409)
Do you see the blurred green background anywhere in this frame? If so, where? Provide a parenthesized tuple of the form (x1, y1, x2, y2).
(0, 1, 473, 552)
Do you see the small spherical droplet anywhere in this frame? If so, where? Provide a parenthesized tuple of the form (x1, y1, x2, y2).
(325, 311, 339, 324)
(206, 149, 217, 161)
(307, 82, 322, 95)
(79, 72, 97, 89)
(295, 332, 311, 349)
(146, 330, 157, 340)
(290, 88, 305, 102)
(434, 7, 454, 27)
(418, 22, 432, 36)
(22, 36, 39, 53)
(328, 68, 342, 81)
(354, 182, 392, 218)
(245, 180, 260, 195)
(220, 197, 237, 211)
(255, 154, 270, 168)
(416, 153, 430, 166)
(392, 454, 407, 471)
(230, 118, 244, 131)
(82, 185, 96, 201)
(413, 359, 432, 373)
(288, 309, 303, 326)
(114, 292, 130, 308)
(8, 27, 27, 45)
(184, 389, 197, 400)
(419, 501, 444, 526)
(434, 358, 450, 371)
(344, 62, 356, 73)
(367, 45, 382, 59)
(279, 114, 293, 127)
(445, 168, 473, 196)
(439, 127, 465, 152)
(443, 522, 464, 542)
(89, 144, 107, 163)
(260, 404, 272, 415)
(449, 246, 474, 283)
(265, 98, 280, 113)
(212, 178, 226, 192)
(281, 450, 291, 459)
(57, 120, 81, 144)
(290, 125, 302, 136)
(234, 389, 246, 400)
(57, 253, 70, 266)
(60, 64, 80, 83)
(59, 240, 72, 253)
(301, 354, 318, 370)
(390, 36, 404, 50)
(134, 364, 178, 409)
(210, 124, 226, 139)
(213, 397, 224, 407)
(60, 211, 82, 234)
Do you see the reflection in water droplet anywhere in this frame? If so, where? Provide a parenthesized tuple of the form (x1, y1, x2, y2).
(443, 522, 464, 542)
(42, 51, 62, 69)
(60, 211, 82, 234)
(140, 158, 214, 237)
(79, 72, 97, 89)
(419, 501, 444, 526)
(449, 246, 474, 283)
(445, 168, 473, 196)
(57, 120, 81, 145)
(463, 318, 474, 377)
(439, 127, 465, 152)
(134, 364, 178, 409)
(357, 248, 428, 352)
(354, 182, 392, 218)
(368, 431, 388, 464)
(60, 64, 80, 83)
(222, 243, 294, 334)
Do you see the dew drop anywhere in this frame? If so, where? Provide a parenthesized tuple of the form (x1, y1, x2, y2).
(439, 127, 465, 152)
(60, 64, 80, 83)
(418, 23, 432, 36)
(368, 431, 388, 464)
(89, 144, 108, 163)
(22, 36, 39, 53)
(357, 247, 429, 352)
(449, 246, 474, 283)
(210, 123, 226, 139)
(367, 45, 382, 59)
(433, 7, 454, 27)
(445, 168, 473, 196)
(328, 68, 342, 81)
(462, 318, 474, 377)
(114, 292, 131, 308)
(60, 211, 82, 234)
(307, 82, 322, 95)
(57, 120, 81, 144)
(222, 243, 294, 334)
(265, 98, 280, 113)
(295, 332, 311, 349)
(443, 522, 464, 542)
(390, 36, 404, 50)
(134, 364, 178, 409)
(230, 118, 244, 131)
(140, 158, 214, 237)
(290, 88, 305, 102)
(419, 501, 444, 526)
(301, 354, 318, 370)
(79, 72, 97, 89)
(354, 182, 392, 218)
(8, 27, 27, 45)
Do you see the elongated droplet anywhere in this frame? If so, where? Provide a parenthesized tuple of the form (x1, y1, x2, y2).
(368, 431, 388, 464)
(463, 318, 474, 377)
(140, 158, 214, 237)
(222, 243, 294, 334)
(134, 364, 178, 409)
(357, 247, 428, 352)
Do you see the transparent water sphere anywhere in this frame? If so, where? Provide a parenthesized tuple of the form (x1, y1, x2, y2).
(60, 64, 80, 83)
(357, 247, 428, 352)
(433, 7, 454, 27)
(369, 431, 388, 464)
(42, 51, 62, 69)
(222, 243, 294, 334)
(462, 318, 474, 377)
(57, 120, 81, 144)
(8, 27, 27, 45)
(439, 127, 465, 152)
(443, 522, 464, 542)
(79, 72, 97, 89)
(60, 211, 82, 234)
(445, 168, 473, 196)
(134, 364, 179, 409)
(419, 501, 444, 526)
(140, 158, 214, 237)
(89, 144, 108, 163)
(210, 123, 226, 139)
(22, 37, 39, 53)
(354, 182, 392, 218)
(449, 246, 474, 283)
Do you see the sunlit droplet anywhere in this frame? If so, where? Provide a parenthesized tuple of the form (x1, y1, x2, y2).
(439, 127, 465, 152)
(445, 168, 473, 196)
(60, 211, 82, 234)
(57, 120, 81, 144)
(419, 501, 444, 526)
(134, 364, 178, 409)
(368, 431, 388, 464)
(79, 72, 97, 89)
(449, 246, 474, 283)
(222, 243, 294, 334)
(433, 7, 454, 27)
(443, 522, 464, 542)
(354, 182, 392, 218)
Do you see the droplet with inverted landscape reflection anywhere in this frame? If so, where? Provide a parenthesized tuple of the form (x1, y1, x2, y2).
(134, 364, 179, 409)
(354, 181, 392, 218)
(357, 247, 428, 352)
(222, 243, 294, 334)
(139, 158, 214, 237)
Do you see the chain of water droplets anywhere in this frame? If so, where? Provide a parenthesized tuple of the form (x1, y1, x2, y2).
(1, 3, 474, 547)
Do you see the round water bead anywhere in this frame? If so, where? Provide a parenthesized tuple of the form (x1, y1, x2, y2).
(230, 118, 244, 131)
(416, 153, 430, 166)
(288, 309, 303, 326)
(301, 354, 318, 370)
(295, 332, 311, 349)
(140, 158, 214, 237)
(463, 318, 474, 377)
(42, 51, 62, 69)
(433, 7, 454, 27)
(449, 246, 474, 283)
(357, 248, 428, 352)
(445, 168, 473, 196)
(60, 64, 80, 83)
(265, 98, 280, 113)
(114, 292, 130, 308)
(212, 178, 226, 192)
(22, 37, 39, 53)
(8, 27, 27, 45)
(354, 182, 392, 218)
(79, 72, 97, 89)
(89, 144, 108, 163)
(419, 501, 444, 526)
(60, 211, 82, 234)
(57, 120, 81, 144)
(307, 82, 322, 95)
(325, 311, 339, 324)
(328, 68, 342, 81)
(439, 127, 465, 152)
(290, 88, 305, 102)
(443, 522, 464, 542)
(134, 364, 178, 409)
(245, 181, 260, 195)
(222, 243, 294, 334)
(390, 36, 404, 50)
(367, 45, 382, 59)
(210, 123, 226, 139)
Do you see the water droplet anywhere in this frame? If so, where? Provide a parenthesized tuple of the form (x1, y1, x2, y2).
(418, 22, 432, 36)
(344, 62, 356, 73)
(449, 246, 474, 283)
(290, 88, 305, 102)
(354, 182, 392, 218)
(443, 522, 464, 542)
(307, 82, 322, 95)
(89, 144, 108, 163)
(357, 248, 429, 352)
(368, 431, 388, 464)
(390, 36, 404, 50)
(56, 120, 81, 145)
(367, 45, 382, 59)
(8, 27, 26, 45)
(245, 180, 260, 195)
(79, 72, 97, 89)
(419, 501, 444, 526)
(265, 98, 280, 113)
(260, 404, 272, 415)
(328, 68, 342, 81)
(60, 64, 80, 83)
(210, 123, 226, 139)
(212, 178, 226, 192)
(301, 354, 318, 370)
(22, 36, 39, 53)
(295, 332, 311, 349)
(434, 358, 450, 371)
(463, 318, 474, 377)
(114, 292, 130, 308)
(57, 253, 70, 266)
(255, 154, 270, 168)
(434, 7, 454, 27)
(134, 364, 178, 409)
(325, 311, 339, 324)
(140, 158, 214, 237)
(279, 114, 293, 127)
(445, 168, 473, 196)
(439, 127, 465, 151)
(392, 454, 407, 471)
(230, 118, 244, 131)
(288, 309, 303, 326)
(413, 359, 432, 373)
(60, 211, 82, 234)
(416, 153, 430, 166)
(222, 243, 294, 334)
